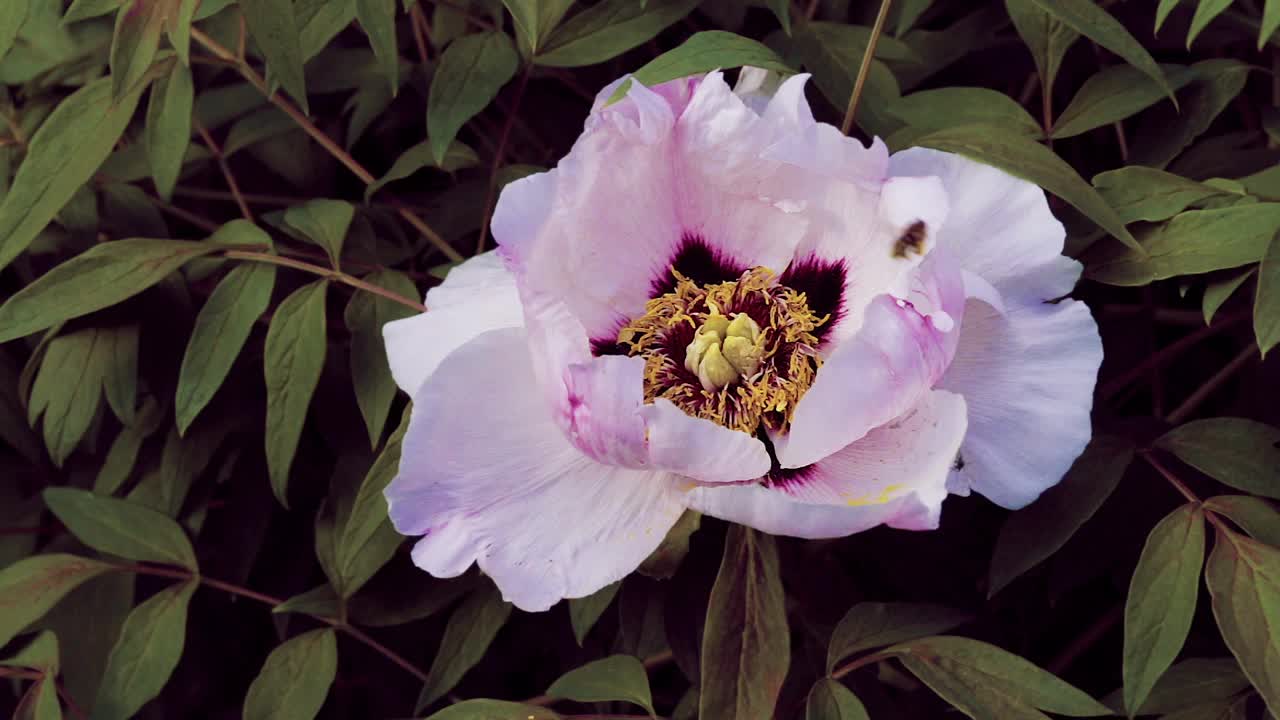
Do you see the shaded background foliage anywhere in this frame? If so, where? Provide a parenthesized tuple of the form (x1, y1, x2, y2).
(0, 0, 1279, 718)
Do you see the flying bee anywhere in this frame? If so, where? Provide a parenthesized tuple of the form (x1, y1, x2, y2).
(893, 219, 928, 259)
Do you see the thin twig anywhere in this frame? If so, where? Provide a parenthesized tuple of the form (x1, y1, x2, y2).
(144, 192, 221, 233)
(831, 650, 895, 680)
(225, 249, 427, 312)
(55, 681, 89, 720)
(1165, 344, 1258, 425)
(410, 3, 432, 64)
(1046, 603, 1122, 674)
(841, 0, 894, 135)
(188, 27, 463, 262)
(478, 64, 533, 255)
(193, 116, 253, 222)
(1099, 312, 1247, 400)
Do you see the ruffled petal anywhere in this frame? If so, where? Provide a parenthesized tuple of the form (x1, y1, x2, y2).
(494, 73, 811, 341)
(521, 289, 771, 481)
(691, 389, 968, 537)
(382, 251, 522, 397)
(887, 147, 1081, 304)
(384, 327, 688, 611)
(776, 256, 964, 470)
(939, 298, 1101, 508)
(888, 148, 1101, 509)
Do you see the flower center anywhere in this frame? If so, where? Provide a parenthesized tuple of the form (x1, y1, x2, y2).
(616, 266, 826, 435)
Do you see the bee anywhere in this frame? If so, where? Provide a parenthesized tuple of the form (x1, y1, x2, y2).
(893, 219, 928, 259)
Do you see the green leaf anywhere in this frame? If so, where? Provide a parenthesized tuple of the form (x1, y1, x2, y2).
(423, 700, 561, 720)
(912, 124, 1140, 251)
(1156, 0, 1183, 32)
(283, 200, 355, 268)
(1263, 0, 1280, 49)
(1254, 227, 1280, 356)
(1204, 527, 1280, 716)
(349, 572, 479, 628)
(14, 678, 59, 720)
(1052, 64, 1196, 139)
(0, 77, 146, 271)
(0, 554, 113, 648)
(1130, 60, 1252, 169)
(1123, 503, 1207, 715)
(144, 59, 193, 201)
(109, 0, 167, 99)
(888, 87, 1041, 136)
(625, 30, 794, 94)
(546, 655, 655, 716)
(794, 21, 903, 137)
(365, 140, 480, 201)
(568, 581, 620, 646)
(344, 271, 417, 449)
(0, 238, 222, 344)
(894, 0, 935, 35)
(637, 509, 700, 579)
(699, 526, 789, 720)
(1, 631, 60, 674)
(1109, 657, 1251, 715)
(503, 0, 574, 55)
(354, 0, 397, 94)
(1205, 496, 1280, 547)
(273, 584, 340, 618)
(427, 32, 518, 166)
(240, 0, 309, 114)
(806, 679, 870, 720)
(1187, 0, 1233, 46)
(330, 407, 411, 597)
(889, 636, 1113, 718)
(1022, 0, 1173, 102)
(1004, 0, 1080, 99)
(1155, 418, 1280, 499)
(243, 628, 339, 720)
(91, 580, 195, 720)
(827, 602, 972, 673)
(416, 583, 513, 712)
(176, 261, 276, 435)
(297, 0, 357, 62)
(43, 488, 198, 570)
(0, 0, 29, 62)
(536, 0, 700, 67)
(167, 0, 198, 66)
(1087, 205, 1280, 287)
(64, 0, 126, 23)
(1093, 166, 1231, 224)
(223, 107, 296, 157)
(989, 436, 1135, 596)
(1204, 268, 1256, 326)
(264, 280, 329, 508)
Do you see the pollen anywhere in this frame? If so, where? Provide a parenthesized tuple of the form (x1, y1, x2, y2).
(616, 266, 826, 434)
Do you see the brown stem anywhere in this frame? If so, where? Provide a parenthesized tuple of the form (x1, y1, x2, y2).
(124, 563, 430, 684)
(1141, 451, 1233, 532)
(56, 681, 89, 720)
(410, 3, 432, 64)
(224, 249, 427, 312)
(193, 117, 253, 222)
(188, 27, 463, 263)
(841, 0, 894, 136)
(478, 64, 533, 255)
(144, 191, 221, 233)
(1046, 603, 1122, 675)
(1099, 312, 1247, 401)
(1164, 344, 1258, 425)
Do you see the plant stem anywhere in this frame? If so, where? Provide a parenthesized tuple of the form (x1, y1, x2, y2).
(193, 117, 253, 222)
(478, 64, 533, 255)
(1141, 451, 1233, 533)
(188, 27, 463, 263)
(1164, 344, 1258, 425)
(840, 0, 894, 136)
(224, 249, 427, 312)
(124, 563, 430, 685)
(831, 650, 895, 680)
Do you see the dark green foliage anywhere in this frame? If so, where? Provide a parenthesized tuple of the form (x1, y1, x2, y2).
(1, 1, 1280, 719)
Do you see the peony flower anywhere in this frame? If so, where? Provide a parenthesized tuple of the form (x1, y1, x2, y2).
(382, 70, 1102, 612)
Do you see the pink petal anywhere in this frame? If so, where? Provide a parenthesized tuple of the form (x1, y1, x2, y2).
(776, 255, 964, 470)
(493, 73, 811, 341)
(384, 327, 688, 612)
(382, 251, 522, 397)
(690, 389, 968, 537)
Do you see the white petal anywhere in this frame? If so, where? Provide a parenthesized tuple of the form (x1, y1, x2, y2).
(385, 327, 687, 612)
(382, 251, 522, 397)
(939, 297, 1102, 508)
(691, 389, 967, 537)
(888, 147, 1081, 304)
